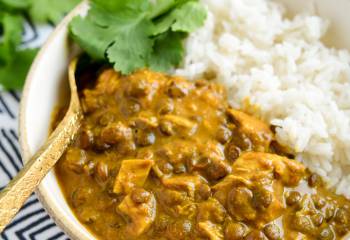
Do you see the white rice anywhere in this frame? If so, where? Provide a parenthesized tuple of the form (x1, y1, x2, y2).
(175, 0, 350, 197)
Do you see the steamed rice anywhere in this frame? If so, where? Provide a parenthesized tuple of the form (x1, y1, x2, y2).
(175, 0, 350, 197)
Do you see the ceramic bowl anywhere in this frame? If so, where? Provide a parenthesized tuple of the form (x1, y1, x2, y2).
(19, 1, 350, 239)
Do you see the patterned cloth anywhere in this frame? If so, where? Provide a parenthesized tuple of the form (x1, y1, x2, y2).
(0, 24, 68, 240)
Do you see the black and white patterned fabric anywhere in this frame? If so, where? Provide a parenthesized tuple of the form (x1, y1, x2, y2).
(0, 22, 69, 240)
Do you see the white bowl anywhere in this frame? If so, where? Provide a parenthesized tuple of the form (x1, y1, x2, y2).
(19, 1, 350, 239)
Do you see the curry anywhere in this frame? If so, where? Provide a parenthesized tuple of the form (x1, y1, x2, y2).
(55, 69, 350, 240)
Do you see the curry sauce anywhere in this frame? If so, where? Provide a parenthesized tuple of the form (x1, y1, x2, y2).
(55, 69, 350, 240)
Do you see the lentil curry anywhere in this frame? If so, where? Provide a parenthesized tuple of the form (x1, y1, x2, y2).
(55, 69, 350, 240)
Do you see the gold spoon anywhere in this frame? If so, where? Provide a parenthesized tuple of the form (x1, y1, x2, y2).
(0, 58, 83, 232)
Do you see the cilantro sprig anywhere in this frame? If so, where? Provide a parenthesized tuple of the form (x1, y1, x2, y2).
(0, 0, 80, 90)
(69, 0, 207, 74)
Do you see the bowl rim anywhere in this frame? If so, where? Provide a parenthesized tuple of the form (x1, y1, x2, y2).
(19, 2, 90, 240)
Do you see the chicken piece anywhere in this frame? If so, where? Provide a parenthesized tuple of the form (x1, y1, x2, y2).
(226, 108, 273, 151)
(131, 112, 158, 129)
(162, 175, 203, 198)
(212, 152, 305, 227)
(95, 69, 121, 94)
(211, 174, 252, 207)
(212, 175, 260, 222)
(160, 115, 197, 136)
(118, 190, 156, 236)
(197, 198, 226, 223)
(213, 177, 283, 226)
(212, 175, 251, 192)
(161, 115, 196, 129)
(157, 189, 187, 206)
(233, 152, 305, 187)
(157, 189, 196, 218)
(198, 221, 224, 240)
(114, 159, 154, 194)
(228, 186, 259, 222)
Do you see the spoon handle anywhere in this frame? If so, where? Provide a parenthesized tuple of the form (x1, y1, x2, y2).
(0, 109, 81, 232)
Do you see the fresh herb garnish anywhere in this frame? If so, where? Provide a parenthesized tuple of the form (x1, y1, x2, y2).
(0, 0, 80, 90)
(69, 0, 207, 74)
(28, 0, 81, 24)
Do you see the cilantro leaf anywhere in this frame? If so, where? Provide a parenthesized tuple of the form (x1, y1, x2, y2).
(170, 1, 207, 32)
(152, 1, 207, 35)
(28, 0, 81, 24)
(0, 48, 38, 90)
(149, 31, 185, 72)
(0, 0, 30, 9)
(0, 0, 79, 90)
(0, 13, 38, 90)
(107, 20, 154, 74)
(69, 16, 114, 60)
(69, 0, 207, 74)
(91, 0, 150, 13)
(70, 2, 153, 61)
(0, 13, 23, 64)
